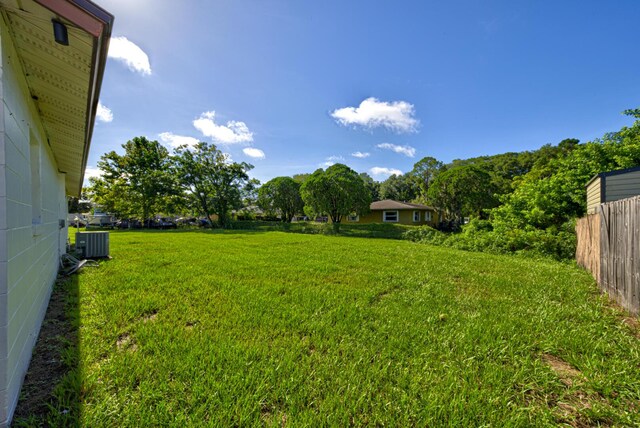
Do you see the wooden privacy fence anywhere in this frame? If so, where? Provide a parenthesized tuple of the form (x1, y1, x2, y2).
(576, 196, 640, 315)
(575, 213, 600, 281)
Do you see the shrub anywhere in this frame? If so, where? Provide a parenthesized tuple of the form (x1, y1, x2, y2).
(403, 225, 448, 245)
(403, 222, 576, 261)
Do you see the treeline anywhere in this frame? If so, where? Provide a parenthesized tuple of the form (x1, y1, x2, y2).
(87, 110, 640, 259)
(86, 137, 372, 231)
(87, 137, 257, 227)
(405, 110, 640, 259)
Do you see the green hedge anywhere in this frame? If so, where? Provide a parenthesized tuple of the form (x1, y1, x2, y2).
(403, 219, 576, 260)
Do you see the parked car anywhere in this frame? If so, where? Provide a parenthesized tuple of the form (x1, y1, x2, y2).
(176, 217, 199, 226)
(116, 219, 142, 229)
(198, 218, 213, 227)
(157, 218, 177, 229)
(144, 218, 177, 229)
(86, 215, 115, 229)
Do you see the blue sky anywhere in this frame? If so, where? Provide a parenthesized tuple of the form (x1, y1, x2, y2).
(88, 0, 640, 184)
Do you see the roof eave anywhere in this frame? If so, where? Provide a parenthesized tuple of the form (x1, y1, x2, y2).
(35, 0, 114, 196)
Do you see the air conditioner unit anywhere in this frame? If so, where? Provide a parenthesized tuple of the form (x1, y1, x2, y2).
(75, 231, 110, 258)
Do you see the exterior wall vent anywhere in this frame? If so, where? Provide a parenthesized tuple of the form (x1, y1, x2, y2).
(75, 231, 110, 258)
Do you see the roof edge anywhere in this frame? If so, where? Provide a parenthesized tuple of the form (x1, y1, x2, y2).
(79, 1, 113, 196)
(35, 0, 114, 196)
(586, 165, 640, 188)
(370, 199, 435, 210)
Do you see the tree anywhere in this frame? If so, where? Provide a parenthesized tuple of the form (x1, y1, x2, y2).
(257, 176, 304, 222)
(492, 121, 640, 232)
(89, 136, 176, 222)
(427, 164, 498, 222)
(359, 172, 381, 201)
(173, 142, 253, 227)
(379, 173, 418, 202)
(300, 163, 371, 231)
(292, 173, 311, 184)
(68, 188, 92, 213)
(410, 156, 444, 200)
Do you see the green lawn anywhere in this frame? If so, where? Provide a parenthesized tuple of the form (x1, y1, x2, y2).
(23, 230, 640, 426)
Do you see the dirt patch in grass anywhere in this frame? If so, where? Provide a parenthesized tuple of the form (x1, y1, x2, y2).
(600, 292, 640, 339)
(141, 309, 158, 323)
(554, 394, 597, 428)
(12, 277, 76, 423)
(543, 353, 584, 387)
(260, 402, 288, 427)
(622, 316, 640, 338)
(542, 354, 616, 427)
(116, 333, 137, 351)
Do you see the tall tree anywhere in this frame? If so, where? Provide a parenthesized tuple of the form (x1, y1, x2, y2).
(89, 136, 176, 222)
(257, 176, 304, 222)
(427, 164, 498, 222)
(173, 142, 253, 227)
(410, 156, 444, 200)
(292, 173, 311, 184)
(300, 163, 371, 231)
(359, 172, 381, 202)
(379, 173, 418, 202)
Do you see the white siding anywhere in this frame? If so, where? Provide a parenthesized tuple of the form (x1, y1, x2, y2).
(0, 21, 67, 427)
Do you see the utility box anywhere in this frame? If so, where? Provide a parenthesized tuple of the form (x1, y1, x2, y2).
(76, 231, 110, 258)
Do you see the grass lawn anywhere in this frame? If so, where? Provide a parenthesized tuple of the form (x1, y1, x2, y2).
(15, 230, 640, 426)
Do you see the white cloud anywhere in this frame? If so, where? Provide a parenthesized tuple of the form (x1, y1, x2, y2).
(319, 155, 344, 168)
(351, 151, 370, 158)
(108, 36, 151, 75)
(158, 132, 200, 148)
(96, 102, 113, 122)
(84, 166, 102, 180)
(370, 166, 403, 178)
(331, 97, 419, 133)
(243, 147, 265, 159)
(193, 111, 253, 144)
(376, 143, 416, 158)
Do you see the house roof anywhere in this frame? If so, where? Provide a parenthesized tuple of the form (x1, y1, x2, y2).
(586, 165, 640, 187)
(0, 0, 113, 196)
(370, 199, 434, 211)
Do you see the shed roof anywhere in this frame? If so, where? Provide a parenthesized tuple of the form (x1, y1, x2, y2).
(370, 199, 434, 210)
(586, 165, 640, 188)
(0, 0, 113, 196)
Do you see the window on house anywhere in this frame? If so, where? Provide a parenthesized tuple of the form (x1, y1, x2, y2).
(30, 132, 42, 225)
(425, 211, 432, 222)
(413, 211, 420, 222)
(347, 214, 359, 222)
(383, 210, 398, 222)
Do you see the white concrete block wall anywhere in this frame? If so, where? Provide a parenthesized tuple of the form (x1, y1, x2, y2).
(0, 23, 7, 427)
(0, 22, 66, 427)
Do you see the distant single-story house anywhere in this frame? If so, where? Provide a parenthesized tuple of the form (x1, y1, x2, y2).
(586, 166, 640, 214)
(0, 1, 113, 425)
(346, 199, 439, 226)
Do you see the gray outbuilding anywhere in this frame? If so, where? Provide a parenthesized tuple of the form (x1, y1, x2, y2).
(586, 166, 640, 214)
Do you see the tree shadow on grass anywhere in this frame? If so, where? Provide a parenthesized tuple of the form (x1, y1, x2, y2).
(11, 273, 81, 427)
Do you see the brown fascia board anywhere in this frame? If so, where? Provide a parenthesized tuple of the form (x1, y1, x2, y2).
(35, 0, 114, 196)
